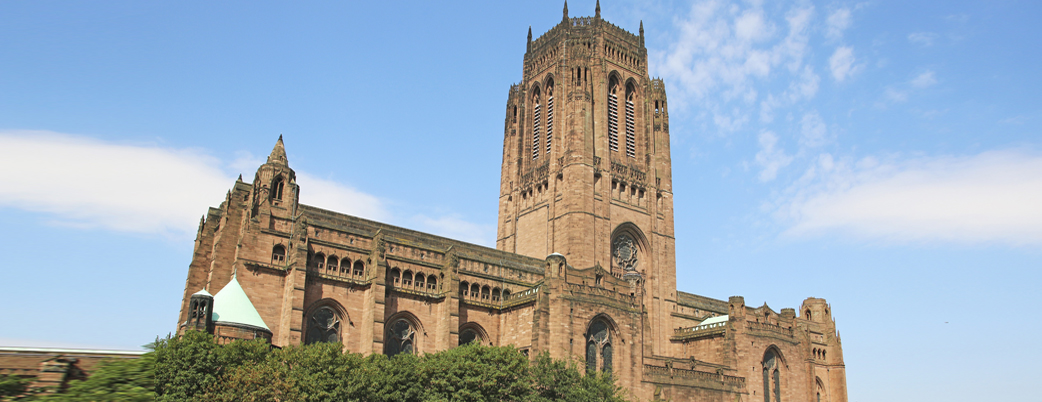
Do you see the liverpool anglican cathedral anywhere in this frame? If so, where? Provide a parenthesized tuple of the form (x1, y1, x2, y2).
(177, 3, 848, 401)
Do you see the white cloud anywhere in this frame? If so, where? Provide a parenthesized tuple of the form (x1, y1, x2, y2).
(826, 8, 852, 41)
(296, 172, 388, 222)
(411, 214, 495, 247)
(0, 131, 482, 243)
(884, 87, 907, 103)
(754, 130, 793, 182)
(911, 70, 938, 88)
(799, 111, 828, 148)
(908, 32, 939, 47)
(829, 46, 858, 82)
(652, 1, 819, 133)
(0, 131, 233, 237)
(774, 150, 1042, 246)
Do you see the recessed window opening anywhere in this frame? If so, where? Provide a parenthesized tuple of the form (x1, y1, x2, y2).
(532, 89, 542, 160)
(327, 256, 338, 274)
(427, 274, 437, 291)
(403, 270, 413, 287)
(546, 80, 554, 154)
(271, 245, 286, 264)
(273, 177, 285, 201)
(390, 268, 401, 285)
(608, 77, 620, 153)
(625, 83, 636, 158)
(353, 260, 364, 277)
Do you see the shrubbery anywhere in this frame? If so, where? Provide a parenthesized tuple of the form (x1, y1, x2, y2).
(7, 331, 627, 402)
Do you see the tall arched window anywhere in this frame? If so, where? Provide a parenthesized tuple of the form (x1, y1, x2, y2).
(763, 349, 782, 402)
(385, 318, 416, 357)
(313, 253, 325, 271)
(546, 79, 554, 155)
(585, 318, 613, 374)
(390, 268, 401, 285)
(624, 82, 636, 158)
(271, 245, 286, 264)
(460, 281, 470, 297)
(427, 274, 438, 291)
(353, 260, 365, 277)
(403, 270, 413, 287)
(415, 273, 426, 289)
(481, 285, 491, 300)
(607, 76, 620, 153)
(273, 177, 285, 201)
(305, 306, 340, 345)
(532, 88, 542, 160)
(470, 283, 480, 299)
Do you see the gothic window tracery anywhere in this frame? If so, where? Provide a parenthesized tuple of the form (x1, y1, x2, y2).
(612, 234, 639, 273)
(305, 306, 340, 345)
(763, 349, 782, 402)
(385, 318, 416, 357)
(585, 318, 613, 374)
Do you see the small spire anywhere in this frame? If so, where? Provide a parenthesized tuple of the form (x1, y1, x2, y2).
(563, 0, 568, 21)
(639, 20, 645, 46)
(267, 135, 288, 165)
(526, 26, 532, 53)
(595, 0, 601, 18)
(237, 174, 243, 182)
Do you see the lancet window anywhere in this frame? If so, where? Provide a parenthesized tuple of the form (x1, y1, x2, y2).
(608, 77, 620, 153)
(546, 79, 554, 155)
(585, 318, 613, 374)
(625, 83, 636, 158)
(532, 88, 542, 160)
(763, 349, 782, 402)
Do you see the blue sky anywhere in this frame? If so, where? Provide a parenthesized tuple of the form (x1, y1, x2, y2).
(1, 1, 1039, 400)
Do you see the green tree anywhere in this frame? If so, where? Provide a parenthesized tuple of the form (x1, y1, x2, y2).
(0, 374, 33, 400)
(153, 330, 223, 401)
(421, 342, 532, 402)
(36, 354, 155, 402)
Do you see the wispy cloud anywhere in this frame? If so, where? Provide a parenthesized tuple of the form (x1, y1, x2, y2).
(829, 46, 858, 82)
(825, 8, 852, 41)
(652, 1, 818, 134)
(754, 130, 793, 182)
(772, 150, 1042, 246)
(911, 70, 938, 88)
(908, 32, 939, 47)
(0, 131, 487, 245)
(410, 214, 495, 247)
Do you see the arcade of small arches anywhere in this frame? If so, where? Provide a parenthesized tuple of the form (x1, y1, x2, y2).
(388, 267, 441, 292)
(812, 347, 827, 361)
(301, 250, 367, 278)
(458, 281, 511, 303)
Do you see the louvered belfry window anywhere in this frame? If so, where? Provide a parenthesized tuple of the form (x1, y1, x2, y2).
(608, 83, 619, 153)
(533, 98, 542, 160)
(625, 94, 636, 158)
(546, 94, 554, 154)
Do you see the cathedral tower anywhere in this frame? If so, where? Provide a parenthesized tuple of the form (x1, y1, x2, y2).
(496, 2, 677, 354)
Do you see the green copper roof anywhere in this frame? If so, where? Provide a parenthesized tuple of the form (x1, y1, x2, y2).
(700, 315, 729, 327)
(211, 275, 269, 330)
